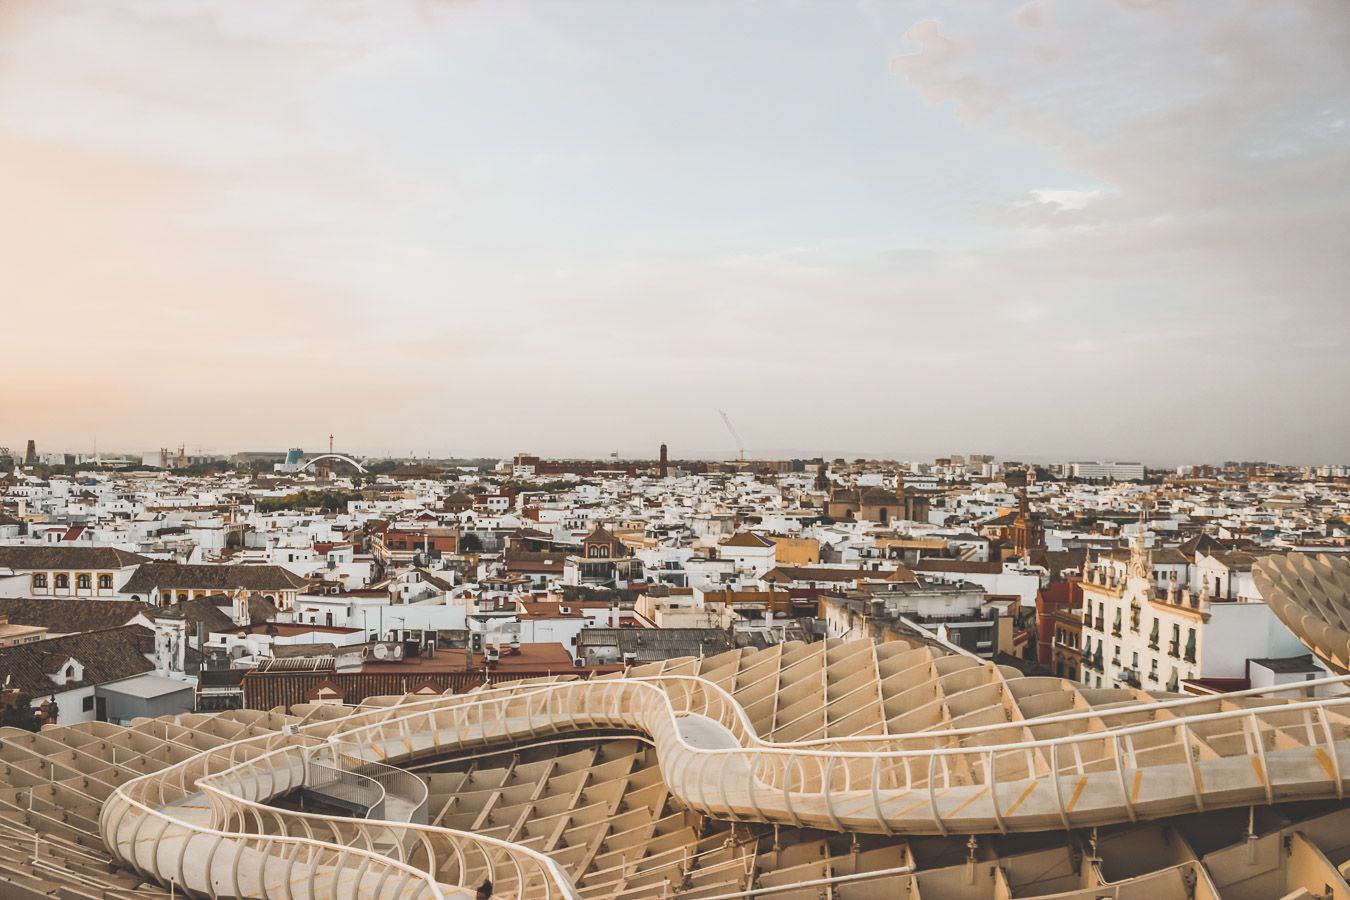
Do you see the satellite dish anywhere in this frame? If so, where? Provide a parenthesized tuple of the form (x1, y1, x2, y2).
(373, 643, 388, 660)
(392, 644, 404, 659)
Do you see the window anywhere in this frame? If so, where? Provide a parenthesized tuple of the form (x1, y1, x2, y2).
(77, 574, 91, 590)
(33, 574, 47, 588)
(98, 575, 112, 590)
(55, 574, 69, 589)
(177, 593, 188, 603)
(83, 696, 94, 712)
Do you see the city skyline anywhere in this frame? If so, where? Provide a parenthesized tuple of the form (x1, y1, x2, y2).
(2, 1, 1347, 460)
(3, 435, 1344, 470)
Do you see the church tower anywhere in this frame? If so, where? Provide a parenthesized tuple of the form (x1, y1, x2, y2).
(1012, 488, 1044, 560)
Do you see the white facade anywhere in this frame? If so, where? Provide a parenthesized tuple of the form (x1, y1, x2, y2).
(1069, 461, 1145, 481)
(1079, 556, 1305, 693)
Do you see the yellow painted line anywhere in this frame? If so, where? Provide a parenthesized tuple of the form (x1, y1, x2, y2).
(1250, 756, 1265, 785)
(1314, 748, 1336, 781)
(945, 785, 990, 817)
(1004, 781, 1038, 815)
(1064, 776, 1088, 812)
(895, 788, 947, 817)
(1131, 770, 1143, 803)
(831, 791, 905, 816)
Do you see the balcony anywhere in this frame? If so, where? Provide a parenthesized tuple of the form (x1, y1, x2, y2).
(1167, 640, 1180, 658)
(1094, 617, 1105, 631)
(1148, 639, 1160, 651)
(1111, 625, 1122, 637)
(1147, 670, 1159, 682)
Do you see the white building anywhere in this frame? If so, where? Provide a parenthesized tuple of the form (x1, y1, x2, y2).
(1069, 461, 1145, 481)
(1079, 541, 1306, 693)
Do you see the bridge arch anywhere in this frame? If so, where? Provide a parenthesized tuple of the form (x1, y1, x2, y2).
(299, 453, 368, 473)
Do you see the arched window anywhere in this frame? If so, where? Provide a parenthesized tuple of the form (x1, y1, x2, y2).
(76, 574, 91, 590)
(55, 574, 69, 589)
(98, 574, 112, 590)
(33, 574, 47, 588)
(177, 592, 189, 604)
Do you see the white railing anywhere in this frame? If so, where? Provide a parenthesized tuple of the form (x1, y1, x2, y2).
(101, 670, 1350, 899)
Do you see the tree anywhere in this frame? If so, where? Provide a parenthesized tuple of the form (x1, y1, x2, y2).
(460, 533, 483, 554)
(0, 694, 39, 732)
(255, 489, 362, 514)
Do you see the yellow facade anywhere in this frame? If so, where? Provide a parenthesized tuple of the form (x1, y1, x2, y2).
(766, 536, 819, 565)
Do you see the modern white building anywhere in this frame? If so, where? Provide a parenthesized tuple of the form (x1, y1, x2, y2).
(1069, 461, 1145, 481)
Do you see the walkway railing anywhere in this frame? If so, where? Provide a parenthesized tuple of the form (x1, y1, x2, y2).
(101, 670, 1350, 899)
(306, 756, 388, 819)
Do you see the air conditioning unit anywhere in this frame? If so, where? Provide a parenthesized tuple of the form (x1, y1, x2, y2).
(573, 656, 585, 667)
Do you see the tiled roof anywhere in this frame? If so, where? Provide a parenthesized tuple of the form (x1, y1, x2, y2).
(0, 624, 156, 697)
(122, 562, 308, 593)
(911, 559, 1003, 575)
(0, 546, 149, 570)
(722, 531, 774, 549)
(763, 565, 918, 583)
(0, 592, 235, 636)
(0, 597, 149, 633)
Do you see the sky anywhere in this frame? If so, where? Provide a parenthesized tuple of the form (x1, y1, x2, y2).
(1, 0, 1347, 465)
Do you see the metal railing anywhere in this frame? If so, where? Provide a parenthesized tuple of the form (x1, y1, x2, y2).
(306, 756, 388, 819)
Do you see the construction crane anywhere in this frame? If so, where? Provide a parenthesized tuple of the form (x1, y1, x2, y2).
(718, 409, 745, 462)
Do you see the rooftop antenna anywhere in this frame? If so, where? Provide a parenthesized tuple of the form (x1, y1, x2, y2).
(718, 410, 745, 462)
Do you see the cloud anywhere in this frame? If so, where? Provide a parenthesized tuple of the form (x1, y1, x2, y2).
(1014, 2, 1045, 28)
(881, 1, 1350, 460)
(891, 19, 998, 120)
(1026, 189, 1106, 211)
(0, 0, 1345, 462)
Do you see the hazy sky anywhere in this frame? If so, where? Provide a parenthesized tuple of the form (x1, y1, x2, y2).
(2, 1, 1347, 464)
